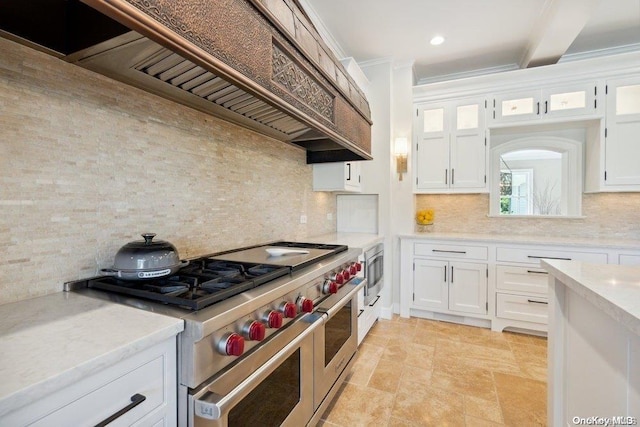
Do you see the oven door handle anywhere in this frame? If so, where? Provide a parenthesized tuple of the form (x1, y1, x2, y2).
(193, 316, 323, 421)
(321, 279, 366, 320)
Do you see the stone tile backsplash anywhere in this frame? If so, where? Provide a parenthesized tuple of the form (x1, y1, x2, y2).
(0, 38, 335, 305)
(416, 193, 640, 240)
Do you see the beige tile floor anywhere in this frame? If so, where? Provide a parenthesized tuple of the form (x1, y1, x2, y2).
(319, 316, 547, 427)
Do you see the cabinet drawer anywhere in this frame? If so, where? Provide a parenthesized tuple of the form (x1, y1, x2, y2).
(496, 293, 548, 324)
(33, 355, 166, 427)
(415, 242, 488, 260)
(496, 247, 607, 265)
(496, 265, 549, 294)
(619, 254, 640, 266)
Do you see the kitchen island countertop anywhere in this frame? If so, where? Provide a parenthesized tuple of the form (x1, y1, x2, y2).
(543, 260, 640, 335)
(544, 260, 640, 422)
(0, 292, 184, 418)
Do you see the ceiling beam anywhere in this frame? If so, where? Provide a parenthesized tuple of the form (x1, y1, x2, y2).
(519, 0, 603, 68)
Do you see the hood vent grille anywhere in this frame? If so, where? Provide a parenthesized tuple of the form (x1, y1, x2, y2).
(135, 48, 309, 136)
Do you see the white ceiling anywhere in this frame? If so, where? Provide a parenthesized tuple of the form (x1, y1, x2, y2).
(302, 0, 640, 84)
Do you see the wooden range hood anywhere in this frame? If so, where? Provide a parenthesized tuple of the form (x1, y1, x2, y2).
(1, 0, 373, 163)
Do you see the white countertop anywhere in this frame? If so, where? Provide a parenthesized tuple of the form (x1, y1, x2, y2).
(398, 231, 640, 250)
(0, 292, 184, 417)
(543, 260, 640, 336)
(309, 232, 384, 251)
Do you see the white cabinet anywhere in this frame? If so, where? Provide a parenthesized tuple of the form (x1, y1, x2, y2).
(414, 259, 488, 316)
(406, 241, 489, 320)
(313, 161, 362, 192)
(2, 338, 177, 427)
(357, 287, 381, 345)
(490, 83, 598, 124)
(414, 97, 487, 193)
(604, 77, 640, 188)
(493, 245, 608, 332)
(402, 236, 640, 334)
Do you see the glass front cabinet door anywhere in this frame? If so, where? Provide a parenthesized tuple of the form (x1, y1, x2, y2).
(414, 97, 487, 193)
(491, 83, 598, 124)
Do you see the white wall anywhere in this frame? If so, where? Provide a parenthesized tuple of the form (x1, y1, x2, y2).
(359, 59, 414, 316)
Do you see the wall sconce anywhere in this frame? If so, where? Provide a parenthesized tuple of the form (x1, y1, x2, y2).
(394, 137, 408, 181)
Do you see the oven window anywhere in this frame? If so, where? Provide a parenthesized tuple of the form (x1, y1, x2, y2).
(228, 349, 300, 426)
(324, 302, 352, 366)
(367, 256, 383, 289)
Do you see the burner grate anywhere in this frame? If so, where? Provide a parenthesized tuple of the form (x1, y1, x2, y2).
(87, 260, 290, 310)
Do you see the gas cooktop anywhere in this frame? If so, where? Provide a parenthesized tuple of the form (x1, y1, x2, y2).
(79, 241, 347, 311)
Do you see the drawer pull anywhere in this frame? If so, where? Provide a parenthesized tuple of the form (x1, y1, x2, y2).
(527, 255, 571, 261)
(432, 250, 467, 254)
(526, 270, 548, 275)
(368, 295, 381, 307)
(358, 309, 365, 317)
(94, 393, 146, 427)
(527, 299, 548, 305)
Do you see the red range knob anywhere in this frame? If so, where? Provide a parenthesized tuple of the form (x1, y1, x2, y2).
(298, 297, 314, 313)
(342, 269, 351, 281)
(282, 302, 297, 318)
(355, 262, 362, 272)
(265, 310, 283, 328)
(219, 333, 244, 356)
(334, 272, 345, 285)
(349, 264, 358, 275)
(322, 280, 338, 294)
(244, 321, 266, 341)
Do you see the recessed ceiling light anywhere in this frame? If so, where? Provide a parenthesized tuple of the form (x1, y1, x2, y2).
(430, 35, 445, 46)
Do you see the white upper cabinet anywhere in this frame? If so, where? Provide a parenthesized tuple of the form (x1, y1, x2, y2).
(490, 83, 599, 124)
(414, 97, 487, 193)
(604, 77, 640, 187)
(313, 161, 362, 192)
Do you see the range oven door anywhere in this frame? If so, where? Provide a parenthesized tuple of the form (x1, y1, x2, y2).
(313, 278, 365, 410)
(364, 243, 384, 305)
(189, 315, 322, 427)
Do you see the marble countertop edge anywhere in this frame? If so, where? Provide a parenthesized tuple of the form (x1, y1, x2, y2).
(398, 232, 640, 250)
(542, 260, 640, 337)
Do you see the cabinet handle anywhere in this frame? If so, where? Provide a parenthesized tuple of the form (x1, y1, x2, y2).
(451, 168, 455, 185)
(368, 295, 381, 307)
(537, 102, 540, 115)
(358, 309, 365, 317)
(451, 266, 454, 283)
(527, 299, 548, 305)
(444, 265, 447, 282)
(432, 250, 467, 254)
(445, 169, 448, 185)
(94, 393, 146, 427)
(346, 163, 351, 181)
(545, 101, 548, 114)
(527, 270, 548, 275)
(527, 255, 571, 261)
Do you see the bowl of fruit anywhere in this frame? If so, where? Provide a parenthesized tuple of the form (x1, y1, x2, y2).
(415, 209, 435, 232)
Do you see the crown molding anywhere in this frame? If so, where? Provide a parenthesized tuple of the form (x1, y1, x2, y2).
(559, 43, 640, 63)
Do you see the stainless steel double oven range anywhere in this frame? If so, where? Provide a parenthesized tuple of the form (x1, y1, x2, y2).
(66, 241, 365, 426)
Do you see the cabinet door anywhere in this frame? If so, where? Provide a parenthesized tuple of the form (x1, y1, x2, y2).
(605, 77, 640, 186)
(344, 161, 361, 190)
(450, 99, 486, 189)
(542, 83, 597, 119)
(492, 90, 541, 123)
(413, 259, 448, 310)
(448, 261, 487, 315)
(415, 104, 449, 190)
